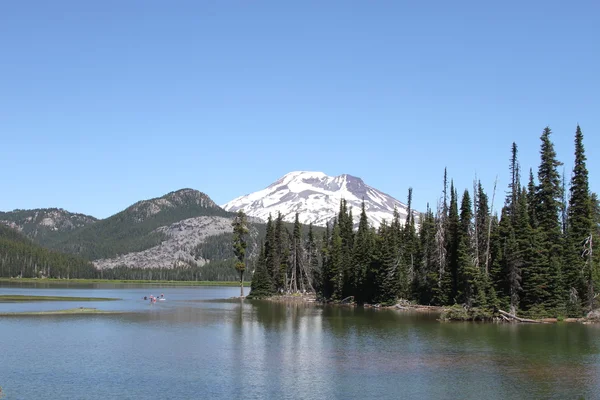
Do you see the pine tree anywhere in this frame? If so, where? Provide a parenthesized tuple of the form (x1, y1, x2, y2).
(353, 200, 372, 303)
(329, 221, 344, 301)
(264, 214, 277, 284)
(306, 223, 320, 294)
(565, 125, 594, 313)
(232, 210, 249, 297)
(377, 223, 398, 305)
(273, 212, 288, 293)
(416, 205, 437, 304)
(337, 199, 355, 298)
(290, 213, 305, 293)
(457, 190, 479, 306)
(507, 143, 521, 222)
(320, 223, 331, 299)
(527, 169, 537, 228)
(445, 182, 460, 304)
(475, 181, 490, 275)
(403, 188, 418, 299)
(535, 127, 565, 314)
(247, 242, 274, 299)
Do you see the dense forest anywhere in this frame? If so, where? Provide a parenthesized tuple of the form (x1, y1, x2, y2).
(248, 126, 600, 318)
(0, 225, 98, 279)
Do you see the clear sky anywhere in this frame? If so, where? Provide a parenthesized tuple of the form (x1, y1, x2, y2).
(1, 1, 598, 218)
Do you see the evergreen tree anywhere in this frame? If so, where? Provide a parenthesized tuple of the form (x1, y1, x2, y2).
(507, 142, 521, 222)
(445, 182, 460, 304)
(306, 223, 320, 294)
(329, 221, 344, 301)
(290, 213, 306, 293)
(232, 210, 249, 297)
(247, 242, 274, 299)
(321, 223, 332, 299)
(273, 212, 287, 293)
(536, 127, 565, 313)
(264, 214, 277, 284)
(403, 188, 419, 299)
(527, 169, 537, 227)
(416, 205, 437, 304)
(353, 201, 373, 303)
(475, 181, 491, 275)
(377, 223, 398, 305)
(565, 125, 594, 312)
(457, 190, 479, 306)
(338, 199, 355, 298)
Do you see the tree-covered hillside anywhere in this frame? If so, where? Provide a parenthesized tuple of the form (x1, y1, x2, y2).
(0, 225, 98, 279)
(46, 189, 233, 260)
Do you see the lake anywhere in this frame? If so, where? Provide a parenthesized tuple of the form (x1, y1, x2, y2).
(1, 283, 599, 399)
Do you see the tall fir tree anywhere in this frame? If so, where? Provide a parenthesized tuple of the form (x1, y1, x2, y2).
(416, 205, 437, 304)
(536, 127, 565, 314)
(329, 220, 344, 301)
(475, 181, 491, 275)
(273, 212, 288, 293)
(306, 223, 321, 295)
(565, 125, 594, 312)
(232, 210, 249, 297)
(403, 188, 419, 299)
(445, 182, 460, 304)
(290, 213, 305, 293)
(353, 200, 373, 303)
(247, 241, 274, 299)
(457, 190, 479, 306)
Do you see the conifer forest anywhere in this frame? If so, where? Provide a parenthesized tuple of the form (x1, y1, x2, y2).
(248, 126, 600, 318)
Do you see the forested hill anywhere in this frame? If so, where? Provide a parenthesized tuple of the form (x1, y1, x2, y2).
(248, 126, 600, 319)
(0, 208, 98, 246)
(45, 189, 233, 261)
(0, 224, 97, 279)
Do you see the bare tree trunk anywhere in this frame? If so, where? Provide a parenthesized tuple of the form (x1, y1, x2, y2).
(484, 177, 498, 277)
(240, 271, 244, 297)
(473, 178, 480, 272)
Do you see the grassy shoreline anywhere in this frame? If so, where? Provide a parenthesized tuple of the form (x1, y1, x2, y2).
(0, 307, 124, 316)
(0, 278, 250, 287)
(0, 295, 120, 302)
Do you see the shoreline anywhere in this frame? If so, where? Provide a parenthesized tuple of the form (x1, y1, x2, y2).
(248, 294, 599, 324)
(0, 278, 250, 287)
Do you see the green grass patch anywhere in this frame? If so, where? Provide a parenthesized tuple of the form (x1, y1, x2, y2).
(0, 295, 120, 302)
(0, 278, 250, 287)
(0, 307, 123, 316)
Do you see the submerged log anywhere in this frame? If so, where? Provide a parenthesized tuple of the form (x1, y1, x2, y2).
(498, 309, 544, 323)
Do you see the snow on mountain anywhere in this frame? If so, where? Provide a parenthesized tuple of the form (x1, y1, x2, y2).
(222, 171, 419, 228)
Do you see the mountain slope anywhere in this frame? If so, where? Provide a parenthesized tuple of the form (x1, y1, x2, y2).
(48, 189, 233, 261)
(0, 224, 97, 279)
(93, 216, 233, 269)
(0, 208, 98, 246)
(222, 171, 418, 227)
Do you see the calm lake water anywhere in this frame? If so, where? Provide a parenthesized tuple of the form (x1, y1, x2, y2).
(1, 283, 599, 400)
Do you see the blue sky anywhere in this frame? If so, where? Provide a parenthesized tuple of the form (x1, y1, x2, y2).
(1, 1, 598, 218)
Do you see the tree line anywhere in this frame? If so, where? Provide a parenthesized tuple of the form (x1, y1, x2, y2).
(0, 225, 98, 279)
(247, 126, 599, 318)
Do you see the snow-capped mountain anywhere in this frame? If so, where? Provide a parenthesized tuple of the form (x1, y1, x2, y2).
(222, 171, 419, 228)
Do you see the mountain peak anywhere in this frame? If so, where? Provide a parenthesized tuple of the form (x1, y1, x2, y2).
(125, 188, 226, 223)
(222, 171, 418, 228)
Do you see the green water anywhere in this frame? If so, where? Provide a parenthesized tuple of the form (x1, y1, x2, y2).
(0, 283, 598, 399)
